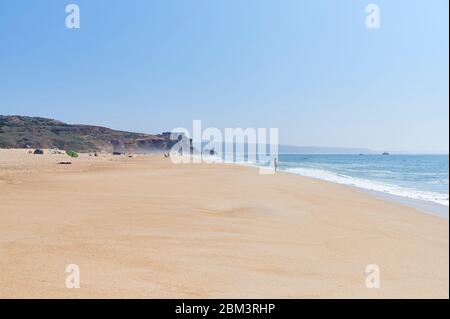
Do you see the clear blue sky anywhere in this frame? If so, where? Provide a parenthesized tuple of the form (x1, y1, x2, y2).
(0, 0, 448, 153)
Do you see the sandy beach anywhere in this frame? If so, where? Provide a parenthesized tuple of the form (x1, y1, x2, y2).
(0, 149, 448, 298)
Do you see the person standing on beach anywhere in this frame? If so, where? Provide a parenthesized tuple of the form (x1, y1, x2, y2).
(274, 157, 278, 172)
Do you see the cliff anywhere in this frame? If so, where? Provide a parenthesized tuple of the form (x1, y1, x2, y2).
(0, 115, 176, 153)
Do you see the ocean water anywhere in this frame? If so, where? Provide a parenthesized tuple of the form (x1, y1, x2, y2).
(273, 154, 449, 207)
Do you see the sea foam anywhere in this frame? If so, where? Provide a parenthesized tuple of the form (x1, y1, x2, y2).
(283, 167, 449, 207)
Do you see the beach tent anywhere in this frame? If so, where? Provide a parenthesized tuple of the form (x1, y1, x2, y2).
(33, 149, 44, 155)
(66, 150, 79, 158)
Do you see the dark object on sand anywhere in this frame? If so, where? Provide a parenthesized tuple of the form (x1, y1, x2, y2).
(33, 149, 44, 155)
(94, 152, 98, 157)
(113, 152, 122, 155)
(57, 161, 72, 165)
(66, 150, 79, 158)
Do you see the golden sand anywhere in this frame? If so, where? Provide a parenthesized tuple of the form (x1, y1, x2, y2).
(0, 149, 448, 298)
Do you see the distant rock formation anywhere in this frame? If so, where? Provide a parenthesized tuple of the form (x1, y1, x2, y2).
(0, 115, 178, 153)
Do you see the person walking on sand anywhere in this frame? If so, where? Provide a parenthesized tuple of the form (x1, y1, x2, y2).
(274, 157, 278, 172)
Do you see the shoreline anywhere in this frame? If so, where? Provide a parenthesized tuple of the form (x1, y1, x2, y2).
(0, 149, 448, 298)
(221, 159, 449, 219)
(275, 170, 448, 220)
(279, 170, 449, 219)
(362, 189, 449, 219)
(276, 167, 449, 208)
